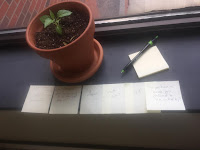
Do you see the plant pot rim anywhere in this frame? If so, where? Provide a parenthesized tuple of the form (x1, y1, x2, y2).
(26, 0, 93, 52)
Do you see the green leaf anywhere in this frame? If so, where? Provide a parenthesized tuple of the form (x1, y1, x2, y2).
(56, 25, 62, 35)
(49, 10, 55, 20)
(40, 15, 51, 24)
(56, 19, 60, 24)
(57, 10, 72, 18)
(44, 18, 53, 28)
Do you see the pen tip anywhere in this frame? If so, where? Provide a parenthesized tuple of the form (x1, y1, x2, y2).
(121, 70, 125, 74)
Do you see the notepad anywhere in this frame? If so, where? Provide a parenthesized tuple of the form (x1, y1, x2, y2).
(129, 46, 169, 78)
(49, 86, 82, 114)
(22, 85, 55, 113)
(80, 81, 185, 114)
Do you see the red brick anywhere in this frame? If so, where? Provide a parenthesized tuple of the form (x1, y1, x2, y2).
(32, 10, 38, 18)
(45, 0, 50, 8)
(0, 16, 9, 29)
(15, 13, 25, 27)
(22, 0, 31, 14)
(29, 10, 37, 22)
(6, 1, 17, 19)
(6, 0, 12, 4)
(15, 0, 25, 17)
(0, 1, 9, 21)
(29, 0, 37, 13)
(21, 0, 26, 5)
(50, 0, 56, 5)
(35, 0, 42, 12)
(49, 0, 53, 5)
(8, 14, 18, 28)
(39, 0, 46, 12)
(23, 12, 31, 26)
(0, 1, 4, 7)
(15, 0, 20, 4)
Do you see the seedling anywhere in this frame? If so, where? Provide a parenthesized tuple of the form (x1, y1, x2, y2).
(40, 9, 72, 35)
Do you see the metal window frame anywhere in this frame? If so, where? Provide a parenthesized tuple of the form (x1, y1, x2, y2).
(94, 8, 200, 36)
(1, 8, 200, 44)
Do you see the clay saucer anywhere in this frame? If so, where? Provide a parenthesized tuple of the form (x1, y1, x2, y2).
(50, 39, 103, 83)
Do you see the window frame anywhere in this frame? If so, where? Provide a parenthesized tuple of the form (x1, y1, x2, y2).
(1, 7, 200, 44)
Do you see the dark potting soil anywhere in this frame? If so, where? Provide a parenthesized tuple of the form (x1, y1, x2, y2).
(35, 10, 89, 49)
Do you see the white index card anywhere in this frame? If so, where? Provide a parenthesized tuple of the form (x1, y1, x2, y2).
(145, 81, 185, 110)
(102, 84, 126, 114)
(124, 83, 148, 113)
(49, 86, 82, 114)
(80, 85, 103, 114)
(22, 85, 54, 113)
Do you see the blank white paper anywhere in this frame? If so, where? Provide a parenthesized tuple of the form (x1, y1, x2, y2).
(22, 85, 55, 113)
(49, 86, 82, 114)
(129, 46, 169, 78)
(145, 81, 185, 110)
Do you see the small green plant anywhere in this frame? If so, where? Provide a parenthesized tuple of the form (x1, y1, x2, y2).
(40, 9, 72, 35)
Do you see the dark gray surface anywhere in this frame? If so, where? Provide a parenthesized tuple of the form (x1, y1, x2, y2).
(1, 30, 200, 110)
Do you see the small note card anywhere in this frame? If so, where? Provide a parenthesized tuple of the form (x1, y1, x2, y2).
(49, 86, 82, 114)
(145, 81, 185, 110)
(129, 46, 169, 78)
(22, 85, 55, 113)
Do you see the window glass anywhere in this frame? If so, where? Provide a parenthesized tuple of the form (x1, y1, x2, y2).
(0, 0, 200, 31)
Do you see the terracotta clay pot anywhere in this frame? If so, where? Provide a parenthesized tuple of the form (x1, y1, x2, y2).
(26, 1, 103, 83)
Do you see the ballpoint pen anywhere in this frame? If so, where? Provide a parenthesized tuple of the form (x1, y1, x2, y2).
(121, 36, 158, 74)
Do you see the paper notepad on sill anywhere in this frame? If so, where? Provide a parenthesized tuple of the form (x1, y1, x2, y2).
(49, 86, 82, 114)
(80, 81, 185, 114)
(129, 46, 169, 78)
(22, 85, 55, 113)
(145, 81, 185, 110)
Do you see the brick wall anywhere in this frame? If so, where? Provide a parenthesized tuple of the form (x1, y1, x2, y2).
(0, 0, 101, 30)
